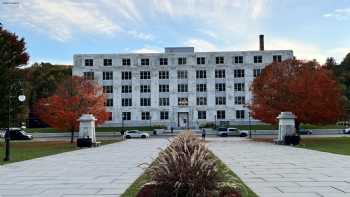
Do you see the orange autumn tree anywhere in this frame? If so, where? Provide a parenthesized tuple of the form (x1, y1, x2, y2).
(34, 76, 109, 143)
(250, 59, 343, 128)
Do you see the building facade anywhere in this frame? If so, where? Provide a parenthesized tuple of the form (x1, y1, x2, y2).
(73, 43, 293, 128)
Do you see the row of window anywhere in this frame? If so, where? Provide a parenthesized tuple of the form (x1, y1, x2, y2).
(102, 83, 245, 94)
(108, 110, 245, 121)
(104, 96, 246, 107)
(84, 55, 283, 66)
(90, 69, 263, 81)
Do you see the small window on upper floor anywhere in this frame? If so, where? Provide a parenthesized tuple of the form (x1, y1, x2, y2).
(141, 58, 150, 66)
(197, 57, 205, 65)
(177, 70, 188, 79)
(216, 56, 224, 64)
(85, 59, 93, 66)
(178, 57, 187, 65)
(273, 55, 282, 62)
(234, 56, 243, 64)
(122, 58, 131, 66)
(254, 56, 263, 63)
(160, 58, 168, 65)
(103, 59, 112, 66)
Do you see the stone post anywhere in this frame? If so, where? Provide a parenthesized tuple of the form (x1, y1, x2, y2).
(276, 112, 296, 144)
(78, 114, 97, 143)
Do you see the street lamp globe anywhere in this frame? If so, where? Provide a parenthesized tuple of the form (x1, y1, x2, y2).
(18, 95, 26, 102)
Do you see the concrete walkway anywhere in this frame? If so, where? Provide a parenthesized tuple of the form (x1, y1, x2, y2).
(0, 139, 167, 197)
(209, 138, 350, 197)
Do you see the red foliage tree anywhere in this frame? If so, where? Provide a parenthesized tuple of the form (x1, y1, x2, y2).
(34, 76, 109, 143)
(250, 59, 344, 126)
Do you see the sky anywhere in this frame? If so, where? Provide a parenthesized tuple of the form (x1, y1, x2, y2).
(0, 0, 349, 65)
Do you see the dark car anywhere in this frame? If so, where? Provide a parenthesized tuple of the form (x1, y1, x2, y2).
(2, 128, 33, 140)
(298, 128, 312, 135)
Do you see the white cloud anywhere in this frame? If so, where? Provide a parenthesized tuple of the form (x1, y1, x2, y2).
(184, 38, 218, 52)
(132, 47, 162, 53)
(266, 38, 349, 63)
(127, 30, 154, 41)
(324, 8, 350, 21)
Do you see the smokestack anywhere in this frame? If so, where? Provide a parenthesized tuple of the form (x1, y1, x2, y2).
(259, 34, 264, 51)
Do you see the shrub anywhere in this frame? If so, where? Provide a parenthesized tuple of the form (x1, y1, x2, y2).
(149, 131, 222, 196)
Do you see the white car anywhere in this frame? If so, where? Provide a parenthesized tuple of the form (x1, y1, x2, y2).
(343, 128, 350, 134)
(124, 130, 150, 139)
(217, 127, 248, 137)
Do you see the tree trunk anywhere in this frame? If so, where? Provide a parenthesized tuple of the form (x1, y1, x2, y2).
(70, 129, 74, 143)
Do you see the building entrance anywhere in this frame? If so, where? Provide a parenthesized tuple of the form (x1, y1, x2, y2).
(178, 112, 189, 128)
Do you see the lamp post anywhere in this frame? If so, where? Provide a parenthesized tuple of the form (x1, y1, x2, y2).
(4, 93, 26, 162)
(149, 114, 152, 129)
(214, 115, 217, 129)
(243, 104, 252, 139)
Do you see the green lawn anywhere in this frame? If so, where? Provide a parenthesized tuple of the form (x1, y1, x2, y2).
(0, 140, 120, 165)
(121, 152, 257, 197)
(297, 137, 350, 155)
(26, 126, 165, 133)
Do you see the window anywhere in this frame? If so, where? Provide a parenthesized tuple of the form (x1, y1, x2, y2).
(103, 71, 113, 80)
(85, 59, 93, 66)
(140, 85, 151, 93)
(83, 72, 94, 80)
(273, 55, 282, 62)
(159, 97, 169, 106)
(141, 112, 150, 120)
(196, 97, 207, 105)
(121, 85, 132, 93)
(122, 112, 131, 120)
(159, 71, 169, 79)
(140, 71, 151, 79)
(122, 58, 131, 66)
(254, 56, 263, 63)
(178, 97, 188, 106)
(216, 96, 226, 105)
(234, 96, 245, 105)
(160, 58, 168, 65)
(159, 84, 169, 92)
(122, 98, 132, 107)
(196, 70, 206, 79)
(122, 71, 132, 80)
(234, 83, 245, 92)
(198, 111, 206, 119)
(177, 70, 188, 79)
(215, 83, 226, 92)
(236, 110, 245, 119)
(103, 86, 113, 93)
(160, 111, 169, 120)
(234, 56, 243, 64)
(141, 58, 150, 66)
(140, 98, 151, 106)
(178, 57, 186, 65)
(217, 110, 225, 119)
(196, 84, 207, 92)
(216, 56, 224, 64)
(106, 98, 113, 107)
(253, 69, 262, 77)
(215, 69, 225, 78)
(107, 112, 113, 121)
(234, 69, 245, 78)
(103, 59, 112, 66)
(197, 57, 205, 65)
(178, 84, 188, 92)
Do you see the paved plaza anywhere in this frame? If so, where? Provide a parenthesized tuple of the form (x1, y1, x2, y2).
(209, 138, 350, 197)
(0, 139, 168, 197)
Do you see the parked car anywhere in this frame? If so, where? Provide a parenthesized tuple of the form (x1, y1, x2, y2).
(124, 130, 150, 139)
(343, 128, 350, 134)
(299, 128, 312, 135)
(216, 127, 248, 137)
(0, 128, 33, 140)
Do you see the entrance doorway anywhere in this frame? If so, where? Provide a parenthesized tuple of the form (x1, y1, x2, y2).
(178, 112, 189, 128)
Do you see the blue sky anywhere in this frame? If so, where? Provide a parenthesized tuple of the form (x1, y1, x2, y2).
(1, 0, 349, 65)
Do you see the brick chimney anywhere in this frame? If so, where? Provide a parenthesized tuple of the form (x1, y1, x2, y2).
(259, 34, 264, 51)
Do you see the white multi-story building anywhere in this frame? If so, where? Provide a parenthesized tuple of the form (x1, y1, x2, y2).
(73, 36, 293, 128)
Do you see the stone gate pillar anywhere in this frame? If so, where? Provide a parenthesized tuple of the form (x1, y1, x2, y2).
(78, 114, 97, 143)
(277, 112, 296, 144)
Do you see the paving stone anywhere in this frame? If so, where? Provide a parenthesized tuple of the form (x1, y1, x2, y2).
(0, 139, 167, 197)
(209, 137, 350, 197)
